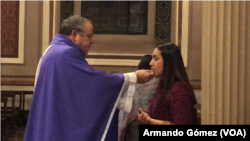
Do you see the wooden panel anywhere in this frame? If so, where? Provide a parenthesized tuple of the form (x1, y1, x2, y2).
(154, 1, 172, 43)
(1, 80, 34, 86)
(86, 54, 142, 60)
(1, 79, 201, 90)
(1, 1, 19, 58)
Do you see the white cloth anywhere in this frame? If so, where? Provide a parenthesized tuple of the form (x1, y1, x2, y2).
(101, 72, 137, 141)
(117, 73, 137, 113)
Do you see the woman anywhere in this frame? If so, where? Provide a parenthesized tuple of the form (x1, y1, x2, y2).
(118, 55, 159, 141)
(137, 43, 197, 125)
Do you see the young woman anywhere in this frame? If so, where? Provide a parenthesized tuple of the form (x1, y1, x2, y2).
(137, 43, 197, 125)
(118, 55, 159, 141)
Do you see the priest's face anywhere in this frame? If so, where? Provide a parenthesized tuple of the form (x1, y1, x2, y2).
(75, 22, 93, 56)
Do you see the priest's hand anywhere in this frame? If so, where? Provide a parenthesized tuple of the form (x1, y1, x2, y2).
(135, 70, 153, 84)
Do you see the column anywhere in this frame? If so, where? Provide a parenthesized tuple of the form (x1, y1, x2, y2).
(201, 1, 250, 124)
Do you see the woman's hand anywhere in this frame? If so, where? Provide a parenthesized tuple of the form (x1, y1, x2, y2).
(139, 108, 151, 123)
(141, 109, 148, 113)
(137, 113, 146, 125)
(137, 108, 151, 125)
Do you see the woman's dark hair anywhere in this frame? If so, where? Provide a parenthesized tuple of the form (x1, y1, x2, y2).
(155, 42, 195, 106)
(138, 55, 152, 70)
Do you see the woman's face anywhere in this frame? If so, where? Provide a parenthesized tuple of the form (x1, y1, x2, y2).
(150, 48, 163, 78)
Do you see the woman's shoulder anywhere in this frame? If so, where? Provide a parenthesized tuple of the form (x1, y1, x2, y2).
(168, 81, 197, 106)
(171, 81, 192, 95)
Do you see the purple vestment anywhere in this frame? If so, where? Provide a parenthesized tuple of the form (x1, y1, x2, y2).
(24, 34, 125, 141)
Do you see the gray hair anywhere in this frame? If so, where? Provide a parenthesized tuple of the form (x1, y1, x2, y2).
(59, 15, 91, 36)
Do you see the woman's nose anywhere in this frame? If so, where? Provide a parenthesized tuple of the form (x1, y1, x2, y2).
(149, 60, 153, 66)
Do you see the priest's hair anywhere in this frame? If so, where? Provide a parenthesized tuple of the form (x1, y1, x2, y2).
(59, 15, 91, 36)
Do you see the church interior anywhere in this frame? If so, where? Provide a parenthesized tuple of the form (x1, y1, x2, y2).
(1, 1, 249, 141)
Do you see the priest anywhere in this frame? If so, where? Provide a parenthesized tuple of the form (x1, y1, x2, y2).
(24, 15, 153, 141)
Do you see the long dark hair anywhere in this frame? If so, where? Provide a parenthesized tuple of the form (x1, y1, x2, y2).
(155, 43, 195, 106)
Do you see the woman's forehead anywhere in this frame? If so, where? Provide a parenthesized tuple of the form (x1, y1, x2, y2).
(152, 48, 161, 56)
